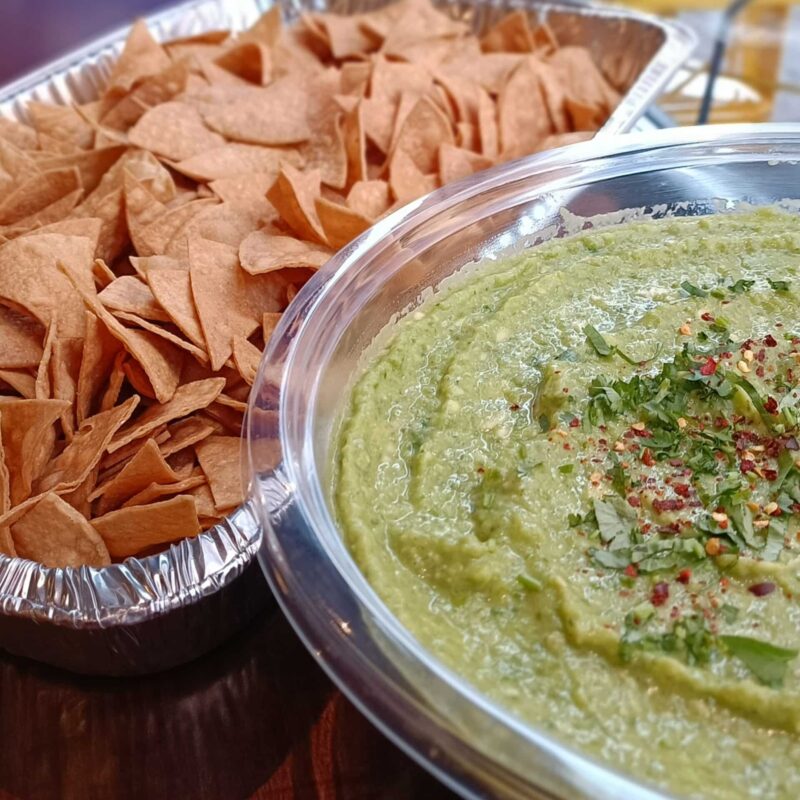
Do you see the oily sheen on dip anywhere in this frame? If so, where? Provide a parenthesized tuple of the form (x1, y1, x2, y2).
(334, 209, 800, 800)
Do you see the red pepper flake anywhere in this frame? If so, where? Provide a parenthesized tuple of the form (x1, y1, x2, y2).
(569, 417, 580, 428)
(634, 428, 653, 438)
(627, 495, 641, 508)
(739, 459, 756, 474)
(677, 568, 692, 585)
(652, 498, 685, 513)
(748, 582, 776, 597)
(764, 396, 779, 415)
(763, 468, 778, 481)
(670, 605, 681, 619)
(714, 416, 730, 429)
(624, 564, 638, 578)
(668, 458, 684, 467)
(509, 403, 520, 411)
(641, 448, 655, 467)
(562, 387, 569, 393)
(756, 349, 766, 363)
(756, 365, 765, 378)
(721, 351, 733, 359)
(640, 523, 652, 534)
(764, 334, 778, 348)
(673, 483, 690, 497)
(701, 312, 714, 322)
(563, 443, 571, 451)
(651, 582, 670, 607)
(699, 356, 718, 376)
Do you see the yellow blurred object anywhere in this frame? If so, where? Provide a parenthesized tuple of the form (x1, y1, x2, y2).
(617, 0, 794, 123)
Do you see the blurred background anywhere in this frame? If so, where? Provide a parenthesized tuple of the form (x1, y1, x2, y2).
(1, 0, 799, 125)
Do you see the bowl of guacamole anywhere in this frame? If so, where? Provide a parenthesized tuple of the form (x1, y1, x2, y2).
(249, 125, 800, 800)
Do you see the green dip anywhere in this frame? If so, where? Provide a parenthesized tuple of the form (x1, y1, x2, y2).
(334, 208, 800, 799)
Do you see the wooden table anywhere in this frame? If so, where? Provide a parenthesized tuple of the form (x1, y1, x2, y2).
(0, 607, 455, 800)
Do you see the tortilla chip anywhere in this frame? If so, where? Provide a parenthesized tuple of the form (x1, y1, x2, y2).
(231, 337, 262, 386)
(340, 62, 372, 96)
(173, 142, 303, 182)
(160, 418, 215, 458)
(130, 255, 188, 278)
(315, 198, 371, 250)
(76, 312, 123, 423)
(26, 102, 95, 150)
(99, 276, 171, 323)
(346, 180, 391, 220)
(239, 230, 331, 275)
(133, 197, 218, 258)
(361, 96, 397, 155)
(146, 268, 206, 348)
(392, 95, 454, 174)
(213, 41, 272, 85)
(382, 0, 467, 58)
(91, 494, 201, 558)
(108, 377, 225, 453)
(195, 435, 244, 510)
(267, 166, 328, 245)
(438, 143, 493, 184)
(477, 88, 499, 160)
(240, 6, 283, 47)
(0, 398, 70, 505)
(113, 310, 207, 364)
(343, 103, 367, 189)
(540, 131, 594, 150)
(35, 146, 126, 196)
(201, 74, 311, 145)
(547, 47, 620, 115)
(122, 471, 206, 508)
(50, 336, 84, 440)
(0, 304, 44, 369)
(0, 118, 38, 150)
(128, 102, 225, 162)
(103, 20, 172, 100)
(480, 10, 538, 53)
(35, 396, 139, 494)
(100, 60, 189, 131)
(189, 238, 283, 370)
(11, 492, 110, 567)
(100, 424, 169, 473)
(498, 58, 551, 159)
(100, 352, 127, 412)
(0, 167, 82, 226)
(34, 318, 57, 400)
(0, 369, 36, 399)
(389, 148, 437, 203)
(91, 438, 179, 514)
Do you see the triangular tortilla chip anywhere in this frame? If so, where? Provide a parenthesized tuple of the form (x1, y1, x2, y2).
(213, 41, 272, 85)
(343, 102, 367, 189)
(438, 143, 493, 184)
(173, 141, 304, 183)
(99, 276, 171, 323)
(266, 166, 328, 245)
(189, 238, 283, 370)
(0, 398, 70, 505)
(146, 268, 206, 348)
(315, 198, 371, 250)
(11, 492, 110, 567)
(391, 94, 454, 174)
(27, 102, 95, 150)
(103, 20, 172, 100)
(128, 102, 225, 161)
(498, 57, 552, 159)
(0, 304, 44, 369)
(0, 369, 36, 399)
(160, 418, 215, 458)
(108, 377, 225, 453)
(91, 437, 179, 514)
(112, 310, 208, 364)
(0, 118, 38, 150)
(35, 395, 139, 494)
(195, 435, 244, 510)
(122, 472, 207, 508)
(481, 10, 537, 53)
(0, 167, 82, 226)
(76, 311, 123, 423)
(35, 146, 126, 195)
(239, 230, 331, 275)
(239, 6, 283, 47)
(389, 148, 437, 203)
(201, 74, 311, 145)
(231, 336, 262, 386)
(346, 180, 391, 220)
(91, 494, 201, 558)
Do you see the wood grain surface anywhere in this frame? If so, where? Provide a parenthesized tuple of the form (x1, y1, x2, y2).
(0, 609, 455, 800)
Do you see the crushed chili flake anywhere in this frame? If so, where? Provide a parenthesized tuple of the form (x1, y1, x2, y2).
(673, 483, 690, 497)
(627, 495, 641, 508)
(748, 582, 776, 597)
(763, 468, 779, 481)
(700, 312, 714, 322)
(756, 365, 765, 378)
(700, 356, 718, 376)
(652, 498, 685, 513)
(641, 448, 655, 467)
(677, 568, 692, 585)
(624, 564, 638, 578)
(764, 396, 779, 415)
(651, 582, 670, 606)
(569, 417, 580, 428)
(764, 334, 778, 348)
(756, 349, 766, 362)
(739, 459, 756, 474)
(714, 416, 730, 429)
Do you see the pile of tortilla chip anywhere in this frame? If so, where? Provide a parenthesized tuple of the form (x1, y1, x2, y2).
(0, 0, 621, 569)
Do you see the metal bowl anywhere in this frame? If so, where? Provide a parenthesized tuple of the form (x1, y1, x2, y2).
(248, 124, 800, 800)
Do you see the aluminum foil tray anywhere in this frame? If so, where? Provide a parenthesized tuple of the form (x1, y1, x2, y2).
(0, 0, 694, 676)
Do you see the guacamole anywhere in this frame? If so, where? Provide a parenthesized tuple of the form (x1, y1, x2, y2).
(334, 209, 800, 799)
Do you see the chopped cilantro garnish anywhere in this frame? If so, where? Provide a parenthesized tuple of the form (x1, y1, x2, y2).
(681, 281, 708, 298)
(584, 324, 613, 357)
(720, 635, 798, 688)
(768, 278, 791, 292)
(728, 279, 755, 294)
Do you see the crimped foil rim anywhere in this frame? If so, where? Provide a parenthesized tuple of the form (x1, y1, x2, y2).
(0, 0, 693, 629)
